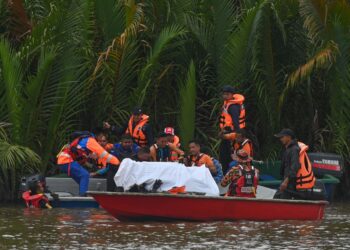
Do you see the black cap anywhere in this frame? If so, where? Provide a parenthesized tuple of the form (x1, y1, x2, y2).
(120, 134, 133, 141)
(157, 132, 168, 138)
(222, 85, 235, 93)
(132, 106, 143, 115)
(274, 129, 295, 139)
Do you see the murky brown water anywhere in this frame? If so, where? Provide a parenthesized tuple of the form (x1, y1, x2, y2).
(0, 203, 349, 249)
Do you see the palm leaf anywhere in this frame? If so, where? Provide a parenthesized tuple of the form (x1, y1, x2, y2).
(299, 0, 327, 42)
(0, 39, 24, 143)
(221, 6, 259, 85)
(0, 139, 40, 201)
(279, 41, 338, 107)
(134, 24, 187, 105)
(178, 61, 196, 148)
(21, 48, 57, 146)
(95, 0, 126, 46)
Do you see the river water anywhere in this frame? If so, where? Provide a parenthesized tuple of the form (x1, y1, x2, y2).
(0, 203, 349, 249)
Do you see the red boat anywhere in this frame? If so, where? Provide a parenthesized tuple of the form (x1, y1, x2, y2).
(88, 191, 328, 222)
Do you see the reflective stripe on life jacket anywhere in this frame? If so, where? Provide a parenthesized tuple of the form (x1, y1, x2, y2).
(219, 94, 246, 130)
(22, 191, 50, 208)
(97, 143, 114, 168)
(296, 142, 316, 190)
(57, 136, 91, 165)
(234, 165, 258, 198)
(126, 115, 149, 147)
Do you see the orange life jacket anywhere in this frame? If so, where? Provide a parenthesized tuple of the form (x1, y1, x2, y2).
(22, 191, 50, 208)
(170, 135, 181, 161)
(57, 134, 92, 165)
(97, 143, 114, 168)
(233, 139, 253, 157)
(126, 115, 149, 147)
(187, 153, 204, 167)
(296, 142, 316, 190)
(219, 94, 246, 130)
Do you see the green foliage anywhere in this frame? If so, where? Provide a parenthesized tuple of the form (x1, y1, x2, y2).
(178, 61, 196, 149)
(0, 0, 350, 199)
(0, 124, 40, 201)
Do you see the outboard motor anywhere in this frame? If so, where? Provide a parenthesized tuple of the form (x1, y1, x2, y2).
(308, 153, 343, 178)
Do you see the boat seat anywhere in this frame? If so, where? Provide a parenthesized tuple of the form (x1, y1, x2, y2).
(46, 177, 107, 196)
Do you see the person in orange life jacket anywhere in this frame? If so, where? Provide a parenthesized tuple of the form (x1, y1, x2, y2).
(164, 127, 181, 161)
(96, 132, 114, 152)
(221, 149, 259, 198)
(103, 107, 154, 147)
(22, 180, 52, 209)
(91, 134, 139, 175)
(92, 131, 114, 169)
(219, 85, 246, 174)
(90, 133, 133, 192)
(221, 128, 253, 169)
(273, 129, 316, 200)
(57, 131, 120, 196)
(91, 134, 140, 191)
(150, 132, 185, 162)
(184, 140, 217, 175)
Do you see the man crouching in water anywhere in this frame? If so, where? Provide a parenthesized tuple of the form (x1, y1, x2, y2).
(221, 149, 259, 198)
(22, 181, 52, 209)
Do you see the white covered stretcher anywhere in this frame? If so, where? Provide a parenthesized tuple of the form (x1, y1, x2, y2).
(114, 159, 219, 196)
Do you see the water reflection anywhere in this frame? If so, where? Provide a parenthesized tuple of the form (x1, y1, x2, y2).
(1, 203, 350, 249)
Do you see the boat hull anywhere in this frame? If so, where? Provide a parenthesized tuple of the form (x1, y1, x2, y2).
(50, 197, 100, 208)
(88, 192, 327, 222)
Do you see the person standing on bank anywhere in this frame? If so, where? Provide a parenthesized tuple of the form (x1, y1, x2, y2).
(103, 107, 154, 147)
(219, 85, 246, 174)
(274, 129, 317, 200)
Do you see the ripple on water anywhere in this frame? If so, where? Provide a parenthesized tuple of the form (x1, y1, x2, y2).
(0, 204, 349, 249)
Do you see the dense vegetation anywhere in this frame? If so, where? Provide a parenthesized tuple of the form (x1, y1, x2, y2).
(0, 0, 349, 201)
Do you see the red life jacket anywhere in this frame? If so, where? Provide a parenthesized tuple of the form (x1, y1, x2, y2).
(22, 191, 50, 208)
(228, 165, 258, 198)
